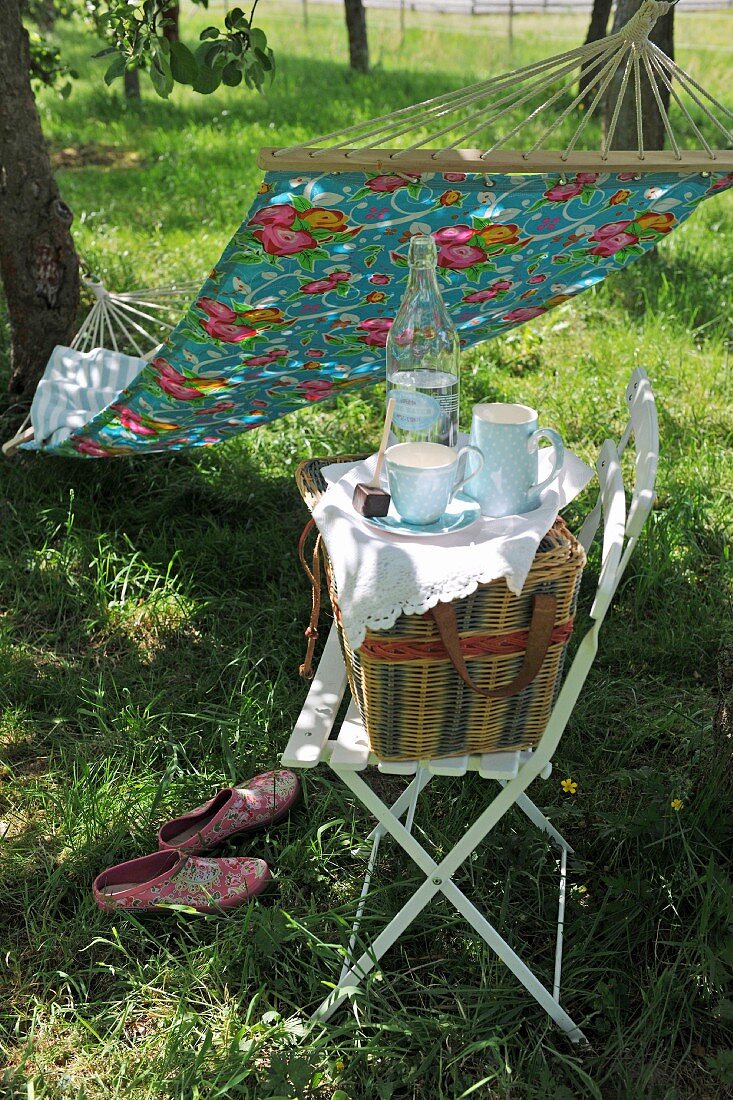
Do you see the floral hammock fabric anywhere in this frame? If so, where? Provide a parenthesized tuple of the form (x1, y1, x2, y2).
(32, 167, 732, 457)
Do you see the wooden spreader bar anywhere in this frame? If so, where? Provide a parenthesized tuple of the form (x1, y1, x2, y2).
(258, 147, 733, 175)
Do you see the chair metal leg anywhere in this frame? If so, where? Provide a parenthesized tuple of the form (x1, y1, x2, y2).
(505, 786, 574, 853)
(311, 761, 587, 1043)
(338, 766, 430, 986)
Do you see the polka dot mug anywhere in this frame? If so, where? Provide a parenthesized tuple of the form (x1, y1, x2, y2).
(384, 441, 484, 526)
(464, 403, 565, 518)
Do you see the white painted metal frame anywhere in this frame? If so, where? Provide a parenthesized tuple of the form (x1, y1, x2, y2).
(282, 369, 658, 1042)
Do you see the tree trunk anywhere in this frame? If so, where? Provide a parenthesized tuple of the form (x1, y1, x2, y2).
(0, 0, 79, 398)
(162, 5, 180, 44)
(124, 68, 141, 99)
(606, 0, 674, 151)
(344, 0, 369, 74)
(578, 0, 614, 104)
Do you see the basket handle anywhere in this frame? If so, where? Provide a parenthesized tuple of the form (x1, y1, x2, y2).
(429, 593, 558, 699)
(298, 518, 323, 680)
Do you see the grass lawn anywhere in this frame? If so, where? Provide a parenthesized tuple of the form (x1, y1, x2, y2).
(1, 4, 732, 1097)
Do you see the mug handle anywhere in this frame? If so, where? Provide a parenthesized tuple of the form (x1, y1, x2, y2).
(528, 428, 565, 497)
(452, 445, 484, 496)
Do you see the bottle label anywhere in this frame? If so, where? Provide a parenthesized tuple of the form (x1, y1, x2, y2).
(390, 389, 440, 433)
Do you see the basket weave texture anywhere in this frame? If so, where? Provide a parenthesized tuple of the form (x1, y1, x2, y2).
(297, 456, 586, 762)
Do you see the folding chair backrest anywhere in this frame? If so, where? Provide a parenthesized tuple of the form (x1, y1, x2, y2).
(532, 370, 658, 771)
(590, 440, 626, 624)
(620, 368, 659, 541)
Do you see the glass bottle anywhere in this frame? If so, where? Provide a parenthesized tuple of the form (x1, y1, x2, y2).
(386, 234, 460, 447)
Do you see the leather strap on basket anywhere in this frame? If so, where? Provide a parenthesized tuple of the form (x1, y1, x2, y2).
(298, 518, 323, 680)
(429, 592, 558, 699)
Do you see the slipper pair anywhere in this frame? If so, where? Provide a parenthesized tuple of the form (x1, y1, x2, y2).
(93, 769, 300, 914)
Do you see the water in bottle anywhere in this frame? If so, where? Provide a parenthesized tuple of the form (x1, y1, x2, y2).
(386, 234, 460, 447)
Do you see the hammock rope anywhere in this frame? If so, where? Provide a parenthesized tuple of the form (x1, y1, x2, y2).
(3, 0, 732, 458)
(266, 0, 732, 171)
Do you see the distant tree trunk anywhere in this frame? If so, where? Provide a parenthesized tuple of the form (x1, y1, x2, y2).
(344, 0, 369, 73)
(124, 68, 141, 99)
(578, 0, 613, 104)
(162, 5, 180, 43)
(606, 0, 674, 151)
(0, 0, 79, 397)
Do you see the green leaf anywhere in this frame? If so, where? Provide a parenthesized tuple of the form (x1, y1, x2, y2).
(169, 41, 199, 86)
(189, 62, 221, 93)
(149, 53, 174, 99)
(92, 47, 118, 59)
(249, 27, 267, 51)
(254, 47, 273, 71)
(222, 61, 242, 87)
(103, 53, 127, 86)
(200, 41, 227, 68)
(225, 7, 247, 30)
(199, 26, 220, 40)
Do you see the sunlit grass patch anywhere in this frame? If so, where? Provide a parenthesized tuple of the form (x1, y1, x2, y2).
(0, 3, 732, 1098)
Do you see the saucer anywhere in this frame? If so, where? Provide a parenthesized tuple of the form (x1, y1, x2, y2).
(363, 493, 481, 538)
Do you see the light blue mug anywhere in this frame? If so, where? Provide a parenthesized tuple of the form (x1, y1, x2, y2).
(464, 403, 565, 517)
(385, 442, 484, 525)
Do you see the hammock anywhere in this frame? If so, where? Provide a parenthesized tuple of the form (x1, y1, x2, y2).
(5, 0, 731, 458)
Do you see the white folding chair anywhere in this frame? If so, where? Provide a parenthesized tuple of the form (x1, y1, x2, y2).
(282, 369, 659, 1044)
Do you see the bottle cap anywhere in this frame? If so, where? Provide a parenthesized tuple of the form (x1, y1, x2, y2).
(407, 234, 437, 268)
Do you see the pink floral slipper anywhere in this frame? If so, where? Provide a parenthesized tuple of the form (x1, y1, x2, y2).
(157, 769, 300, 854)
(93, 850, 270, 913)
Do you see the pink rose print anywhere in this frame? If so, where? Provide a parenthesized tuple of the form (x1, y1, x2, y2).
(589, 220, 633, 242)
(111, 404, 156, 436)
(330, 272, 350, 283)
(588, 231, 638, 257)
(247, 349, 286, 366)
(298, 378, 334, 402)
(358, 317, 393, 347)
(254, 225, 317, 257)
(248, 204, 297, 229)
(437, 242, 486, 270)
(301, 278, 336, 295)
(196, 298, 237, 322)
(463, 288, 497, 303)
(528, 274, 547, 284)
(503, 306, 547, 322)
(443, 172, 467, 182)
(201, 317, 257, 342)
(709, 172, 733, 193)
(543, 182, 584, 202)
(369, 273, 390, 285)
(366, 174, 420, 192)
(73, 437, 113, 457)
(151, 358, 228, 401)
(306, 348, 324, 357)
(434, 225, 474, 245)
(493, 280, 513, 291)
(575, 173, 599, 184)
(152, 359, 205, 400)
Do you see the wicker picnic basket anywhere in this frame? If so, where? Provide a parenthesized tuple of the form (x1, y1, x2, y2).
(297, 456, 586, 762)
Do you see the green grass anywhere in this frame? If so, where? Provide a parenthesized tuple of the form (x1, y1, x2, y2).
(1, 4, 733, 1097)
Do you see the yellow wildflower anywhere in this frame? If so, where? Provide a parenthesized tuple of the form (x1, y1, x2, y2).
(561, 778, 577, 795)
(671, 798, 684, 811)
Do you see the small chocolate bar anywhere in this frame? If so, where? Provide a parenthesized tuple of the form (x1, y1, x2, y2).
(352, 482, 391, 518)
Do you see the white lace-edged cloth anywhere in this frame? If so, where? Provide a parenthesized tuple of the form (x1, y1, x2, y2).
(311, 446, 594, 650)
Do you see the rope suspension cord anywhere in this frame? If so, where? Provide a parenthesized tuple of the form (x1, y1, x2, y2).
(260, 0, 733, 174)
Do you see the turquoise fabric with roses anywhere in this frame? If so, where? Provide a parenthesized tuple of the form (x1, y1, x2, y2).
(39, 167, 732, 456)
